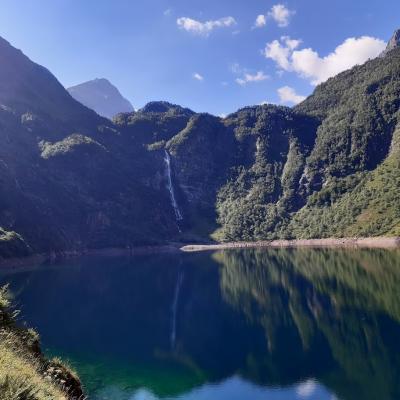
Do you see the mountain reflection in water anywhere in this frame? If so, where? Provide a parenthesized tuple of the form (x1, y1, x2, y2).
(1, 248, 399, 400)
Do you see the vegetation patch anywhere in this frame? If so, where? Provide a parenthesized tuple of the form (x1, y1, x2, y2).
(39, 134, 106, 159)
(0, 286, 84, 400)
(0, 228, 32, 259)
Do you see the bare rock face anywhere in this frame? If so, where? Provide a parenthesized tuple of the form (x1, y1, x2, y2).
(68, 78, 134, 119)
(380, 29, 400, 57)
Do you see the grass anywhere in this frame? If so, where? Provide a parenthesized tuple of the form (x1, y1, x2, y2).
(0, 286, 82, 400)
(0, 337, 67, 400)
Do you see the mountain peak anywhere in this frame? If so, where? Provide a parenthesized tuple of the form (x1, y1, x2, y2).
(381, 29, 400, 57)
(140, 101, 194, 115)
(67, 78, 134, 119)
(140, 101, 173, 113)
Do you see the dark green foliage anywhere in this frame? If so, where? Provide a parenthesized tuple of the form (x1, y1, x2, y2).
(297, 49, 400, 186)
(215, 105, 318, 240)
(113, 101, 194, 145)
(214, 48, 400, 241)
(167, 113, 237, 233)
(39, 134, 106, 160)
(286, 133, 400, 238)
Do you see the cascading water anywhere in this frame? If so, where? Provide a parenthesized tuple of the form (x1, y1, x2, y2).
(164, 150, 183, 222)
(170, 271, 184, 349)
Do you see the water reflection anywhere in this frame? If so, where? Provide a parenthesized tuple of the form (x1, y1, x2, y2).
(217, 248, 400, 400)
(1, 248, 399, 399)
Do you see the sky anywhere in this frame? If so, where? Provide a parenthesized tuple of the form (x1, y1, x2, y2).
(0, 0, 399, 116)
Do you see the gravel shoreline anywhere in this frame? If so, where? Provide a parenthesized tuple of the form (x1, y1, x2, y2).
(180, 237, 400, 252)
(2, 238, 399, 269)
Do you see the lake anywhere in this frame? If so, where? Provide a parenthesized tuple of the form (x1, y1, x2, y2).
(1, 248, 400, 400)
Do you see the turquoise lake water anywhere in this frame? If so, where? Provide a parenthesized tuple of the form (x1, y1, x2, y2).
(1, 248, 400, 399)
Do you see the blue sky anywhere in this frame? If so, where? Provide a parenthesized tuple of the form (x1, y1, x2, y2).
(0, 0, 399, 115)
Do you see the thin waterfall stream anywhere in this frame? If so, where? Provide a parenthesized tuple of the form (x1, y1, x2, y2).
(164, 150, 183, 222)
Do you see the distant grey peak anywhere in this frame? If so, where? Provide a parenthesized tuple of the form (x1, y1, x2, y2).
(388, 29, 400, 49)
(67, 78, 133, 119)
(380, 29, 400, 57)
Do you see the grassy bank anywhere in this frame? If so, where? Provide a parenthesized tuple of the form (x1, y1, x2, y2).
(0, 286, 84, 400)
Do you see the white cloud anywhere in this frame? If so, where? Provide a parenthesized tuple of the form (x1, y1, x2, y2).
(265, 35, 386, 85)
(254, 14, 267, 28)
(291, 36, 386, 84)
(264, 36, 301, 70)
(164, 9, 172, 16)
(254, 4, 294, 29)
(296, 380, 317, 398)
(278, 86, 306, 104)
(177, 16, 236, 36)
(236, 71, 269, 86)
(268, 4, 294, 27)
(193, 73, 204, 81)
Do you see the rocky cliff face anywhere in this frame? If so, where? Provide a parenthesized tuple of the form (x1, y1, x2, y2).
(380, 29, 400, 57)
(68, 78, 134, 119)
(0, 31, 400, 259)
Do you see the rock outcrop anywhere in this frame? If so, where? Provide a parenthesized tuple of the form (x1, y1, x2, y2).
(380, 28, 400, 56)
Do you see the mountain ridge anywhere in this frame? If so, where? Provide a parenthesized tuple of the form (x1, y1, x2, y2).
(0, 31, 399, 259)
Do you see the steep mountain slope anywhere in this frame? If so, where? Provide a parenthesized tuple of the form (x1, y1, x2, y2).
(116, 31, 400, 243)
(214, 106, 318, 240)
(159, 34, 400, 241)
(67, 78, 134, 119)
(0, 31, 400, 259)
(285, 42, 400, 238)
(0, 37, 180, 257)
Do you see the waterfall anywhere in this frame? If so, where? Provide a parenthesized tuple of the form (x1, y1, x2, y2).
(164, 150, 183, 221)
(170, 271, 184, 349)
